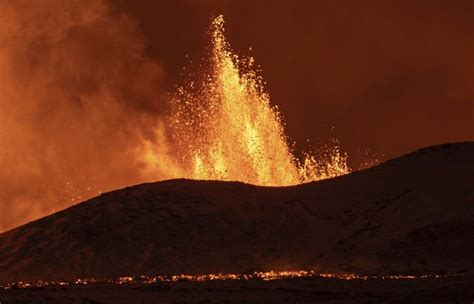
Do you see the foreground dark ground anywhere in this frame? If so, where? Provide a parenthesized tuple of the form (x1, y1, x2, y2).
(2, 143, 474, 283)
(1, 143, 474, 303)
(1, 276, 473, 304)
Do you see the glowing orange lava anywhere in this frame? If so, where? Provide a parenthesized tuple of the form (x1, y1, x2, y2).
(139, 16, 349, 186)
(1, 271, 462, 290)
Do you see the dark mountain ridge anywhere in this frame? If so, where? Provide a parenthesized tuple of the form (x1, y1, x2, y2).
(1, 142, 473, 284)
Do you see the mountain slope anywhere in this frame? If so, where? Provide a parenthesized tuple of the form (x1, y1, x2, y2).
(1, 142, 473, 283)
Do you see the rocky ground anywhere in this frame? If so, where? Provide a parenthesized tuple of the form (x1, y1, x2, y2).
(1, 142, 474, 303)
(1, 275, 474, 304)
(0, 277, 474, 304)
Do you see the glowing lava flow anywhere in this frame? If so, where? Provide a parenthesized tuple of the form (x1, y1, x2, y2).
(140, 16, 349, 186)
(1, 271, 463, 290)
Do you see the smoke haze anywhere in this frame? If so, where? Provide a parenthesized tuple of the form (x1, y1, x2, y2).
(0, 0, 165, 231)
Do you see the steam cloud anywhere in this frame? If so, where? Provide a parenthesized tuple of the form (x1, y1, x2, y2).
(0, 0, 165, 231)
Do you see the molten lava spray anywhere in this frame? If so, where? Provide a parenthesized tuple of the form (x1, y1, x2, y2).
(0, 4, 348, 233)
(139, 16, 349, 186)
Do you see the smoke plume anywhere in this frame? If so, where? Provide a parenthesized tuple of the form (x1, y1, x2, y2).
(0, 0, 165, 231)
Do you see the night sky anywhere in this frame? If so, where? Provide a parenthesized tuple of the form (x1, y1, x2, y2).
(116, 0, 474, 161)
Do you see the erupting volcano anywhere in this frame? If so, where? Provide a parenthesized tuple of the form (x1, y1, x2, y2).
(1, 1, 473, 303)
(139, 16, 349, 186)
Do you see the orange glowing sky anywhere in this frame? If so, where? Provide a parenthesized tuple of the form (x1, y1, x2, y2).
(116, 0, 474, 160)
(0, 0, 473, 232)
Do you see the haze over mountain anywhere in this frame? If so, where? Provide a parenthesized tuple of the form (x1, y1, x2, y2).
(1, 142, 473, 284)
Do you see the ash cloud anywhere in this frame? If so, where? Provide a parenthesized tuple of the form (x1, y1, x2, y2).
(0, 0, 165, 231)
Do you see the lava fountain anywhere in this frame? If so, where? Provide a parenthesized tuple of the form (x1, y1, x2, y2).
(140, 16, 349, 186)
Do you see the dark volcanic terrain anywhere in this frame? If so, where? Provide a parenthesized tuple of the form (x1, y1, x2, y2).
(1, 275, 473, 304)
(1, 142, 474, 302)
